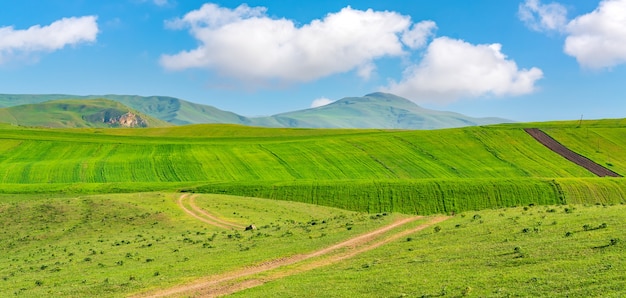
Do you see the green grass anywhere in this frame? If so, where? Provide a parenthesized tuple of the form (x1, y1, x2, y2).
(0, 193, 399, 297)
(1, 118, 625, 296)
(234, 204, 626, 297)
(0, 125, 599, 184)
(0, 121, 624, 214)
(0, 99, 171, 128)
(196, 178, 626, 214)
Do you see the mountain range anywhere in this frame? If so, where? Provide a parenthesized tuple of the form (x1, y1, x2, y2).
(0, 92, 512, 129)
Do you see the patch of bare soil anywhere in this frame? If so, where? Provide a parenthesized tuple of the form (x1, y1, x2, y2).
(525, 128, 621, 177)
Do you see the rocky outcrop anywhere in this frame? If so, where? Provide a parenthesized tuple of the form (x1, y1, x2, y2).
(108, 112, 148, 127)
(83, 109, 148, 127)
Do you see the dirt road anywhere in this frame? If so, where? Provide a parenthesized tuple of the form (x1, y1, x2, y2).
(177, 194, 245, 230)
(135, 200, 449, 297)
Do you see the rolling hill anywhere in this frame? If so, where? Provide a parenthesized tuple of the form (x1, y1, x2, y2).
(0, 94, 247, 125)
(0, 98, 171, 128)
(251, 92, 512, 129)
(0, 93, 511, 129)
(0, 119, 623, 214)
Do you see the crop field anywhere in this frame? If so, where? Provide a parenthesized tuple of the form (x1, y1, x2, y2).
(0, 121, 624, 214)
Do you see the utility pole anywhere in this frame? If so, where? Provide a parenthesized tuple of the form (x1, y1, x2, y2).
(577, 114, 583, 128)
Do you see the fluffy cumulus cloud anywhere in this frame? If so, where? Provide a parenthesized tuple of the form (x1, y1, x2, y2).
(310, 97, 335, 108)
(564, 0, 626, 69)
(384, 37, 544, 103)
(161, 3, 436, 83)
(518, 0, 568, 32)
(0, 16, 98, 64)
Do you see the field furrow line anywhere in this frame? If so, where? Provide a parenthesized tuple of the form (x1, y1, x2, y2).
(135, 215, 449, 298)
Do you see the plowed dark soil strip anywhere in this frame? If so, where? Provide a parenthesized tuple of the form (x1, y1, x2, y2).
(524, 128, 621, 177)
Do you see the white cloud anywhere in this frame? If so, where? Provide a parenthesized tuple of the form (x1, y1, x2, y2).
(383, 37, 543, 103)
(161, 4, 434, 84)
(311, 97, 335, 108)
(518, 0, 568, 32)
(0, 16, 98, 64)
(153, 0, 168, 6)
(401, 20, 437, 49)
(564, 0, 626, 69)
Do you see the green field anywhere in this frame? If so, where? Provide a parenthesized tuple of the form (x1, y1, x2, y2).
(0, 120, 624, 214)
(1, 119, 625, 296)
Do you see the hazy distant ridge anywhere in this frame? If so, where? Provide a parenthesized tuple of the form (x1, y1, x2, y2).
(0, 93, 512, 129)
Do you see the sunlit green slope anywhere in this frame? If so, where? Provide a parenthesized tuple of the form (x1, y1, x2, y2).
(252, 92, 512, 129)
(0, 124, 597, 184)
(0, 120, 624, 214)
(0, 99, 171, 128)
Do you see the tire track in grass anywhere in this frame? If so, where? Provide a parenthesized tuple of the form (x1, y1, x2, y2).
(211, 216, 450, 298)
(187, 195, 245, 230)
(135, 215, 449, 297)
(177, 194, 241, 230)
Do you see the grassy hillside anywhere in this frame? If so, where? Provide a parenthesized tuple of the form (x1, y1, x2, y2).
(90, 95, 250, 125)
(0, 99, 171, 128)
(1, 192, 623, 297)
(0, 193, 397, 297)
(235, 203, 626, 297)
(0, 93, 511, 129)
(0, 120, 624, 214)
(0, 94, 249, 126)
(0, 124, 597, 184)
(252, 92, 512, 129)
(495, 119, 626, 175)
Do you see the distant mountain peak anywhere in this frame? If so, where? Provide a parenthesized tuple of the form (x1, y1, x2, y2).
(0, 93, 513, 130)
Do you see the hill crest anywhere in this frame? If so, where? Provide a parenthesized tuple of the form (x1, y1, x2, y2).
(0, 98, 171, 128)
(0, 93, 512, 129)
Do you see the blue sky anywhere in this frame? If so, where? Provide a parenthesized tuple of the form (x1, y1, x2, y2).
(0, 0, 624, 121)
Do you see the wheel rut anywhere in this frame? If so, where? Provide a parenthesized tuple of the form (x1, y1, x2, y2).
(524, 128, 621, 177)
(134, 206, 449, 298)
(177, 194, 245, 230)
